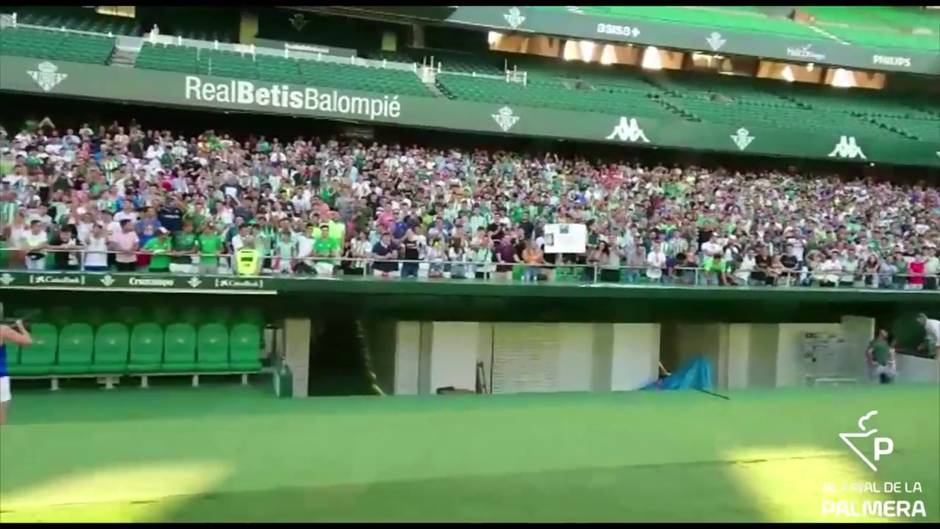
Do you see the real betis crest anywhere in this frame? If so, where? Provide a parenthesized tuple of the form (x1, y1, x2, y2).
(730, 128, 754, 151)
(28, 61, 68, 92)
(492, 106, 520, 132)
(504, 7, 525, 29)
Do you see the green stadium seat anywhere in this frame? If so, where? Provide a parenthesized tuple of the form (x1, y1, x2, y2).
(128, 323, 164, 373)
(53, 323, 94, 374)
(93, 322, 130, 373)
(230, 323, 262, 372)
(162, 323, 197, 372)
(197, 323, 230, 371)
(8, 323, 58, 376)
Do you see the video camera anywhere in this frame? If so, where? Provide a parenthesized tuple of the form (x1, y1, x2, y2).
(0, 319, 30, 332)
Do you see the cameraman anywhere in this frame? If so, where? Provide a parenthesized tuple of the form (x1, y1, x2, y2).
(1, 320, 33, 426)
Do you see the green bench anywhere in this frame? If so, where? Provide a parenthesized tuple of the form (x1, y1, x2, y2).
(8, 321, 264, 390)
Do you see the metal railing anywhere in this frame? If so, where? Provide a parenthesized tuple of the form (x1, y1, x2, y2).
(1, 247, 938, 291)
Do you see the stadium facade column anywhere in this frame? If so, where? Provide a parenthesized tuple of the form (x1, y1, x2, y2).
(609, 324, 661, 391)
(283, 318, 312, 398)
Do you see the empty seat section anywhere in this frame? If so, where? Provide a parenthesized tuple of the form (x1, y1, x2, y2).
(162, 323, 197, 372)
(229, 323, 262, 372)
(54, 323, 94, 374)
(0, 27, 114, 64)
(197, 323, 230, 371)
(93, 322, 130, 373)
(128, 323, 164, 373)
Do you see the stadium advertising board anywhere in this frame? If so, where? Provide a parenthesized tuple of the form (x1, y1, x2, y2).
(2, 56, 938, 167)
(0, 272, 274, 294)
(444, 6, 940, 76)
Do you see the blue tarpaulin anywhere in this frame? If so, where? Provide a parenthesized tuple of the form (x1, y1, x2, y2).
(644, 356, 714, 391)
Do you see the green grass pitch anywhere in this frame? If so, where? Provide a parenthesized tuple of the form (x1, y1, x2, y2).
(1, 384, 937, 522)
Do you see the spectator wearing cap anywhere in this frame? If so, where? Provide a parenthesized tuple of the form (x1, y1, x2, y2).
(143, 227, 173, 273)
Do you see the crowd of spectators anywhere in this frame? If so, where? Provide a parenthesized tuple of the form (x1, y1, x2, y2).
(1, 118, 938, 289)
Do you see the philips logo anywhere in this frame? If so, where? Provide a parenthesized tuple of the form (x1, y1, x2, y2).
(872, 55, 912, 68)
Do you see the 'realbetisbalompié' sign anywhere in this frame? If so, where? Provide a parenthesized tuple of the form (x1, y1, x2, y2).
(2, 55, 938, 167)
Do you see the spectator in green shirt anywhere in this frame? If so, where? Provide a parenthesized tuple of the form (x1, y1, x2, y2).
(143, 227, 173, 273)
(170, 221, 197, 273)
(313, 224, 340, 275)
(196, 222, 224, 275)
(866, 329, 896, 384)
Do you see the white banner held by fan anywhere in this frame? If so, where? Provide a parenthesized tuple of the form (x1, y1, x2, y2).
(544, 223, 587, 254)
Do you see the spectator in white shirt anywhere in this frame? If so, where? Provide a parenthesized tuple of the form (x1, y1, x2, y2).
(83, 222, 110, 272)
(819, 252, 842, 287)
(22, 220, 48, 271)
(647, 246, 666, 283)
(916, 313, 939, 359)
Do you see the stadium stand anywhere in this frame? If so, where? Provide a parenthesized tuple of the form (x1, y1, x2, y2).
(7, 6, 140, 36)
(0, 25, 115, 64)
(537, 5, 940, 51)
(134, 43, 433, 97)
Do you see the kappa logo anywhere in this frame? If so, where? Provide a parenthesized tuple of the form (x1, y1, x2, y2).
(504, 7, 525, 29)
(28, 61, 67, 92)
(839, 410, 894, 472)
(706, 32, 726, 52)
(730, 128, 754, 151)
(606, 117, 650, 143)
(828, 136, 867, 160)
(492, 106, 520, 132)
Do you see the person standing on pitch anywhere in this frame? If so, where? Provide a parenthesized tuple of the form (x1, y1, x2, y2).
(1, 320, 34, 426)
(866, 329, 896, 384)
(916, 313, 939, 359)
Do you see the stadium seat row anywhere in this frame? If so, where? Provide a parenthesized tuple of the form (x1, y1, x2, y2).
(6, 322, 263, 377)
